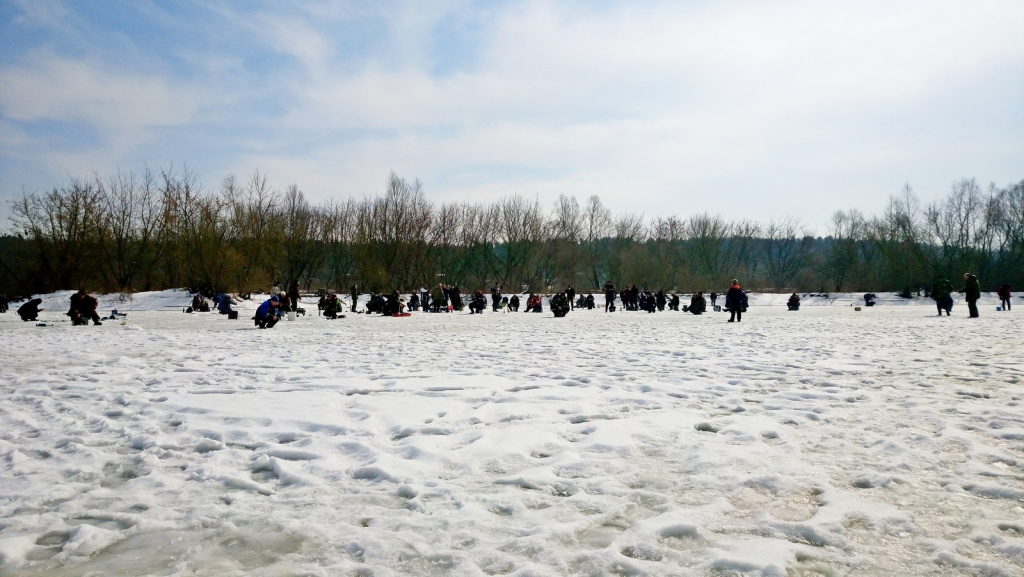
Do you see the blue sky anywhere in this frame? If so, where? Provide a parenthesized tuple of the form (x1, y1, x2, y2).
(1, 0, 1022, 232)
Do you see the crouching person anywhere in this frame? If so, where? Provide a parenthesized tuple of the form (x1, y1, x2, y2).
(323, 293, 342, 319)
(551, 291, 570, 317)
(689, 292, 707, 315)
(215, 292, 237, 315)
(255, 294, 281, 328)
(787, 293, 800, 311)
(18, 298, 44, 322)
(68, 289, 102, 326)
(191, 294, 210, 312)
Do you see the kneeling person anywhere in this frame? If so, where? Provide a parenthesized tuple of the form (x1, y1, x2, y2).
(255, 295, 281, 328)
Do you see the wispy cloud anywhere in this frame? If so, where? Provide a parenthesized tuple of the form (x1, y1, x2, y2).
(1, 0, 1022, 230)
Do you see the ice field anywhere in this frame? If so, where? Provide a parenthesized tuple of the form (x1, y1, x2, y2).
(1, 290, 1023, 576)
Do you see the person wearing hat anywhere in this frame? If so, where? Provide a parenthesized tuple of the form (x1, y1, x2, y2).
(68, 289, 102, 326)
(255, 294, 282, 328)
(962, 272, 981, 318)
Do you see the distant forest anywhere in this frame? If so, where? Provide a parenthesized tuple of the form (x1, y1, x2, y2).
(2, 168, 1022, 297)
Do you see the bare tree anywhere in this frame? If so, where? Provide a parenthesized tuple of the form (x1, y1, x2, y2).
(687, 213, 733, 288)
(824, 209, 865, 292)
(96, 168, 164, 292)
(11, 178, 103, 290)
(761, 218, 813, 290)
(579, 195, 613, 288)
(495, 194, 548, 291)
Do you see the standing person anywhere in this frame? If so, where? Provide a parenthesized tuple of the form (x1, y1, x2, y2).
(566, 285, 576, 310)
(17, 298, 43, 322)
(491, 283, 502, 312)
(962, 273, 981, 318)
(604, 280, 616, 312)
(655, 290, 667, 311)
(725, 279, 745, 323)
(288, 279, 301, 313)
(68, 290, 102, 326)
(350, 284, 359, 313)
(255, 294, 281, 328)
(932, 276, 953, 316)
(432, 283, 447, 312)
(420, 286, 430, 311)
(997, 283, 1012, 311)
(710, 291, 718, 308)
(449, 285, 464, 311)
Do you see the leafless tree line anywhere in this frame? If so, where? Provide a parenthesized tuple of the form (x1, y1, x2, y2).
(3, 169, 1022, 296)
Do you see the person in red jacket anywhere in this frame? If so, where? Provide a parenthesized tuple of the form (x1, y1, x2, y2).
(997, 283, 1012, 311)
(724, 280, 746, 322)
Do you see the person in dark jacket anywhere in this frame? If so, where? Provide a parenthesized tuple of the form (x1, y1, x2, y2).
(710, 291, 718, 307)
(644, 291, 657, 313)
(323, 293, 342, 319)
(551, 291, 570, 317)
(288, 280, 301, 313)
(725, 280, 745, 322)
(932, 277, 953, 316)
(566, 285, 576, 310)
(508, 294, 520, 312)
(255, 294, 281, 328)
(689, 292, 707, 315)
(669, 293, 680, 311)
(469, 290, 487, 314)
(962, 273, 981, 318)
(997, 283, 1012, 311)
(447, 285, 464, 311)
(787, 293, 800, 311)
(350, 285, 359, 313)
(17, 298, 43, 322)
(655, 290, 667, 312)
(382, 291, 403, 316)
(68, 290, 102, 326)
(191, 294, 210, 312)
(586, 293, 595, 309)
(490, 283, 502, 312)
(603, 281, 616, 312)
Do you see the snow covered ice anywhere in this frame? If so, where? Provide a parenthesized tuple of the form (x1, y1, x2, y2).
(2, 290, 1023, 576)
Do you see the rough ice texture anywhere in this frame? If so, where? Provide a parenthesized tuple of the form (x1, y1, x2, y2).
(1, 289, 1022, 575)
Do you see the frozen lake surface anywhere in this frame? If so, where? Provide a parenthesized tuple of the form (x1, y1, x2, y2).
(1, 291, 1022, 576)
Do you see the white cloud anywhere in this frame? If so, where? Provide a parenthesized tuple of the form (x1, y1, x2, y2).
(0, 53, 204, 143)
(1, 0, 1022, 229)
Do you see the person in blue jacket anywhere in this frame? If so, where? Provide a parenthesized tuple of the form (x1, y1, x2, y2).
(255, 294, 281, 328)
(215, 293, 237, 314)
